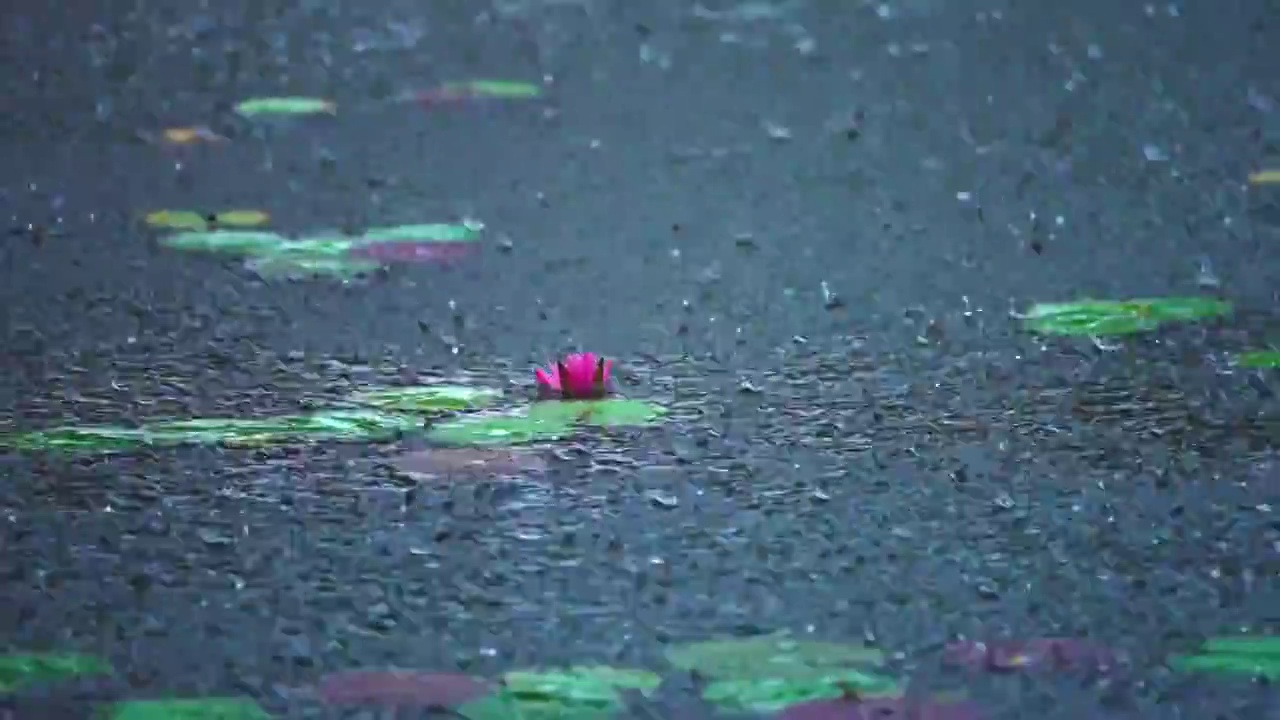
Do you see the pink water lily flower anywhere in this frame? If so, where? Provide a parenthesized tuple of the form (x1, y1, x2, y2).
(535, 352, 613, 399)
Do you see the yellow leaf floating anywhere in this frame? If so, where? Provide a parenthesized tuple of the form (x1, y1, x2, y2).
(144, 210, 270, 230)
(234, 97, 336, 118)
(1248, 169, 1280, 185)
(162, 126, 226, 144)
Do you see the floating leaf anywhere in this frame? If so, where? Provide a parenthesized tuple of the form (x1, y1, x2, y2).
(4, 411, 422, 454)
(1170, 635, 1280, 679)
(526, 399, 666, 429)
(943, 638, 1120, 674)
(350, 240, 476, 264)
(160, 230, 289, 254)
(107, 697, 271, 720)
(779, 696, 987, 720)
(161, 126, 226, 144)
(389, 448, 548, 480)
(0, 653, 112, 693)
(1021, 297, 1232, 336)
(703, 671, 903, 714)
(1248, 170, 1280, 185)
(419, 80, 543, 103)
(316, 670, 492, 708)
(1238, 351, 1280, 369)
(458, 667, 659, 720)
(245, 255, 381, 281)
(359, 222, 483, 243)
(234, 96, 336, 117)
(145, 210, 270, 230)
(350, 385, 502, 412)
(426, 411, 574, 447)
(666, 632, 886, 681)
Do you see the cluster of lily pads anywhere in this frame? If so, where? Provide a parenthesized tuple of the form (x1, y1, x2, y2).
(3, 632, 1274, 719)
(1, 382, 664, 455)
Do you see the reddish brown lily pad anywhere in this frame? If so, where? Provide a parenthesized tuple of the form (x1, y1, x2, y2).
(778, 696, 986, 720)
(350, 241, 475, 264)
(316, 670, 492, 707)
(389, 448, 548, 480)
(943, 638, 1119, 673)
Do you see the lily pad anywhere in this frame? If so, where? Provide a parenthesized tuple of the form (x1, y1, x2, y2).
(426, 411, 575, 447)
(457, 667, 659, 720)
(145, 210, 270, 230)
(359, 221, 483, 243)
(1238, 351, 1280, 369)
(0, 653, 113, 693)
(4, 410, 422, 454)
(441, 80, 543, 99)
(350, 385, 502, 412)
(234, 96, 336, 117)
(316, 670, 492, 708)
(160, 230, 288, 254)
(106, 698, 271, 720)
(1021, 297, 1232, 336)
(245, 255, 381, 281)
(666, 632, 886, 681)
(703, 671, 903, 714)
(528, 399, 667, 429)
(1169, 635, 1280, 679)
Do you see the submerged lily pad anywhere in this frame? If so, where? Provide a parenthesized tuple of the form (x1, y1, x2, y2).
(703, 671, 903, 714)
(316, 670, 492, 708)
(458, 667, 659, 720)
(426, 411, 574, 447)
(529, 399, 667, 428)
(235, 96, 336, 117)
(351, 385, 502, 412)
(1169, 635, 1280, 679)
(106, 697, 271, 720)
(1021, 297, 1232, 336)
(666, 632, 886, 681)
(359, 222, 483, 243)
(389, 448, 548, 480)
(1238, 351, 1280, 369)
(0, 653, 113, 693)
(4, 411, 422, 454)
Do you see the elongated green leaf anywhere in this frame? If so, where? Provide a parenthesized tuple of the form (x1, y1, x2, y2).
(350, 385, 502, 412)
(0, 653, 112, 693)
(245, 255, 381, 280)
(1170, 653, 1280, 679)
(426, 412, 574, 447)
(160, 230, 288, 254)
(107, 697, 272, 720)
(457, 667, 658, 720)
(1022, 297, 1232, 336)
(235, 96, 335, 117)
(442, 80, 542, 99)
(359, 222, 482, 243)
(1238, 351, 1280, 369)
(703, 671, 903, 714)
(527, 399, 666, 429)
(1203, 636, 1280, 657)
(666, 632, 886, 681)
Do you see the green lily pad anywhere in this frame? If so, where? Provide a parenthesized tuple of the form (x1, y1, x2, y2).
(442, 80, 542, 99)
(358, 221, 483, 243)
(266, 236, 360, 258)
(0, 653, 113, 693)
(4, 410, 422, 454)
(105, 697, 271, 720)
(703, 671, 903, 714)
(350, 385, 503, 412)
(245, 255, 382, 280)
(1021, 297, 1232, 336)
(666, 632, 886, 681)
(426, 411, 574, 447)
(528, 399, 666, 428)
(235, 96, 336, 117)
(458, 667, 659, 720)
(160, 230, 289, 254)
(1238, 351, 1280, 369)
(1170, 635, 1280, 679)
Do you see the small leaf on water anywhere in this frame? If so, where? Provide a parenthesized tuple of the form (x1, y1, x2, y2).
(1248, 169, 1280, 185)
(359, 223, 482, 243)
(245, 255, 381, 281)
(665, 632, 887, 681)
(316, 670, 492, 708)
(107, 697, 271, 720)
(161, 126, 226, 144)
(160, 230, 288, 254)
(426, 412, 574, 447)
(1021, 297, 1232, 336)
(1238, 351, 1280, 369)
(702, 672, 903, 714)
(0, 653, 113, 693)
(1169, 635, 1280, 679)
(350, 384, 502, 412)
(145, 210, 211, 230)
(444, 80, 543, 99)
(213, 210, 270, 227)
(457, 667, 659, 720)
(234, 96, 336, 117)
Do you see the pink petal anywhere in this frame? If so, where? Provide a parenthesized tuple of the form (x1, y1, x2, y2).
(351, 241, 474, 264)
(535, 367, 560, 390)
(316, 670, 491, 707)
